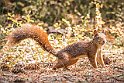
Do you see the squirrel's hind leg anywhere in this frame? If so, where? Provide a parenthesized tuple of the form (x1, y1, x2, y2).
(52, 58, 78, 70)
(52, 59, 68, 70)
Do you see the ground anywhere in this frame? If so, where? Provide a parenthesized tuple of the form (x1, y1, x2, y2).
(0, 48, 124, 83)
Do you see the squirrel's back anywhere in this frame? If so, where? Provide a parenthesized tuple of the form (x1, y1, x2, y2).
(6, 24, 56, 55)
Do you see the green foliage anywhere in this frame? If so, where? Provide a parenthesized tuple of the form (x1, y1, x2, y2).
(0, 0, 92, 25)
(0, 0, 123, 25)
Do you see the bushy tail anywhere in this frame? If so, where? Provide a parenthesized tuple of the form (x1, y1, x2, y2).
(4, 24, 57, 55)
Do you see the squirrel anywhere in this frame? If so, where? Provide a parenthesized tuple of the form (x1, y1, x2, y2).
(1, 24, 110, 70)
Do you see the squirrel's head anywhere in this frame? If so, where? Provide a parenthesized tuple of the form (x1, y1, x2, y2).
(93, 30, 107, 47)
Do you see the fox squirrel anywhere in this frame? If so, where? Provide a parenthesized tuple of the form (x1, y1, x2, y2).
(1, 24, 110, 70)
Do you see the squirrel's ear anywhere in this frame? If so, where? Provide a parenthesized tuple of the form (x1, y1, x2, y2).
(93, 30, 98, 36)
(102, 29, 106, 33)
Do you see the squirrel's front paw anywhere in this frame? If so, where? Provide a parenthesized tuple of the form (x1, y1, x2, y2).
(103, 56, 111, 65)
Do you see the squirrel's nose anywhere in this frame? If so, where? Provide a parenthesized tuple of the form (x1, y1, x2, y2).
(102, 40, 105, 44)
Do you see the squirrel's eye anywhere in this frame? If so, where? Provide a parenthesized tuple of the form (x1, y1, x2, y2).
(97, 37, 100, 39)
(97, 37, 101, 41)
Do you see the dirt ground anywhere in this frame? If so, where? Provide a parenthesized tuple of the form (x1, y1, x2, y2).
(0, 48, 124, 83)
